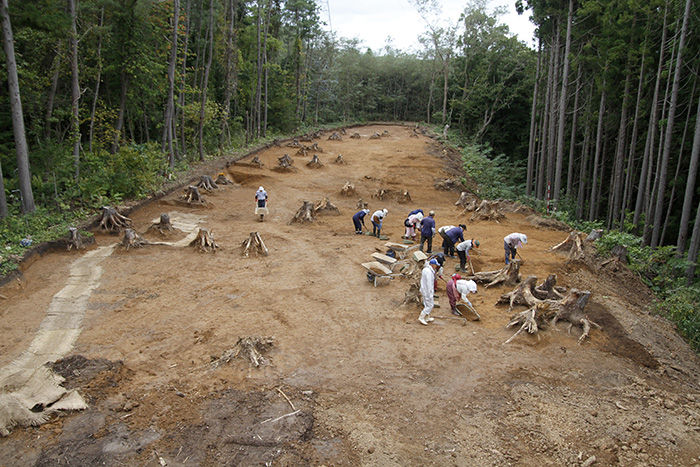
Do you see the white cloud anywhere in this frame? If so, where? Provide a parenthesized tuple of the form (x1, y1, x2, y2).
(322, 0, 536, 52)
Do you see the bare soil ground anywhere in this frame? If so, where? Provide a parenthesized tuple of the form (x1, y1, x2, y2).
(2, 124, 700, 466)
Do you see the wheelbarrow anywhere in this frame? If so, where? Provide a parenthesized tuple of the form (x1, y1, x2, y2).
(361, 261, 407, 287)
(255, 206, 269, 222)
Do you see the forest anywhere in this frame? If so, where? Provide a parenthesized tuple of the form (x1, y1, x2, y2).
(0, 0, 699, 343)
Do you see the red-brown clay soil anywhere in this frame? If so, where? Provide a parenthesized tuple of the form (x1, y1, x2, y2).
(2, 124, 700, 466)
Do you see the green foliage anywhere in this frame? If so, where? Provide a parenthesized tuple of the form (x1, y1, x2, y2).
(658, 285, 700, 353)
(460, 142, 525, 200)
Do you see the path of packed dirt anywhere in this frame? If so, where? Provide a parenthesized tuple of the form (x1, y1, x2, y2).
(2, 124, 700, 466)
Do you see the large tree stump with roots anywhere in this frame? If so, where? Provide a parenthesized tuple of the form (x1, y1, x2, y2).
(189, 228, 219, 253)
(455, 191, 479, 211)
(504, 302, 554, 344)
(334, 154, 345, 164)
(350, 132, 361, 139)
(533, 274, 566, 300)
(242, 232, 268, 257)
(182, 186, 206, 204)
(66, 227, 86, 251)
(497, 275, 542, 312)
(250, 155, 264, 168)
(310, 142, 322, 152)
(340, 181, 356, 197)
(552, 288, 600, 344)
(369, 132, 381, 139)
(586, 229, 603, 241)
(307, 154, 323, 168)
(120, 228, 149, 250)
(285, 138, 300, 147)
(197, 175, 218, 191)
(470, 200, 506, 222)
(148, 213, 174, 235)
(549, 231, 584, 261)
(314, 197, 340, 215)
(468, 260, 521, 289)
(99, 206, 133, 231)
(381, 130, 390, 137)
(299, 133, 314, 142)
(356, 198, 368, 209)
(210, 336, 275, 368)
(397, 189, 412, 204)
(292, 201, 316, 223)
(296, 147, 309, 157)
(373, 189, 389, 201)
(328, 132, 342, 141)
(275, 154, 294, 171)
(401, 280, 423, 307)
(215, 173, 235, 185)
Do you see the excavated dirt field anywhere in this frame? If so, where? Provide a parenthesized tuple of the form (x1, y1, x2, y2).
(2, 124, 700, 466)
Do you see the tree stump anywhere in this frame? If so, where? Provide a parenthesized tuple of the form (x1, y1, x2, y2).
(148, 213, 174, 235)
(210, 336, 275, 368)
(455, 191, 479, 211)
(299, 133, 314, 142)
(586, 229, 603, 242)
(197, 175, 218, 191)
(314, 197, 340, 215)
(250, 155, 264, 168)
(334, 154, 345, 164)
(181, 186, 205, 204)
(504, 302, 554, 344)
(381, 130, 390, 137)
(296, 146, 309, 157)
(340, 128, 347, 135)
(469, 260, 521, 288)
(241, 232, 268, 257)
(285, 138, 300, 147)
(340, 181, 356, 197)
(610, 244, 628, 263)
(373, 189, 388, 201)
(357, 198, 368, 209)
(189, 228, 219, 253)
(552, 289, 599, 344)
(307, 154, 323, 168)
(120, 228, 149, 250)
(369, 132, 381, 139)
(310, 142, 322, 152)
(533, 274, 565, 300)
(328, 132, 342, 141)
(497, 275, 542, 312)
(292, 201, 316, 223)
(549, 231, 584, 261)
(99, 206, 133, 231)
(397, 189, 412, 204)
(470, 200, 505, 222)
(215, 173, 235, 185)
(66, 227, 86, 251)
(401, 280, 422, 307)
(350, 132, 361, 139)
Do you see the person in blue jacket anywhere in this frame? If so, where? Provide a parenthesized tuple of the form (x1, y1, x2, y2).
(442, 224, 466, 257)
(352, 209, 370, 234)
(419, 211, 436, 253)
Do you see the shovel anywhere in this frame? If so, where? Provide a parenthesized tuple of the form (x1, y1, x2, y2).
(516, 250, 525, 264)
(433, 315, 468, 326)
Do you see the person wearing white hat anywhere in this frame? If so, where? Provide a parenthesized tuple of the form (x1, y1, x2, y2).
(503, 232, 527, 264)
(371, 208, 388, 237)
(255, 186, 268, 208)
(418, 258, 440, 325)
(352, 208, 371, 234)
(404, 211, 423, 240)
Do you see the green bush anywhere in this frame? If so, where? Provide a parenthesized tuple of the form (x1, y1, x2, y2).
(460, 142, 524, 200)
(659, 286, 700, 353)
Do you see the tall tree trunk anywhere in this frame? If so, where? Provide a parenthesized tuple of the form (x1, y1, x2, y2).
(577, 116, 592, 220)
(634, 1, 669, 232)
(262, 0, 271, 138)
(69, 0, 80, 180)
(163, 0, 179, 168)
(198, 0, 214, 161)
(526, 39, 543, 197)
(546, 22, 561, 196)
(554, 0, 573, 202)
(0, 161, 6, 217)
(45, 41, 63, 142)
(537, 42, 554, 199)
(685, 198, 700, 285)
(219, 0, 237, 149)
(88, 8, 104, 153)
(588, 81, 606, 221)
(1, 0, 35, 214)
(676, 89, 700, 256)
(112, 72, 129, 152)
(609, 66, 632, 229)
(651, 0, 691, 247)
(178, 0, 191, 157)
(566, 64, 581, 198)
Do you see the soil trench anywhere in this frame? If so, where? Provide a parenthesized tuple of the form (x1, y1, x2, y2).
(1, 124, 700, 466)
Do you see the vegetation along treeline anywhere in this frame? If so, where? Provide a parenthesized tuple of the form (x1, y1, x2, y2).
(0, 0, 699, 348)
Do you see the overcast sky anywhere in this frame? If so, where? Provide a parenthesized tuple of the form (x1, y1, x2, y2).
(322, 0, 537, 52)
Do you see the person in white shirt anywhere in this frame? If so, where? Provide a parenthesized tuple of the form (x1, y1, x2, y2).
(456, 238, 479, 272)
(371, 209, 388, 237)
(418, 259, 440, 325)
(503, 232, 527, 264)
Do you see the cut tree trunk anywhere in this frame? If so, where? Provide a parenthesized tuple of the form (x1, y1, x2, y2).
(197, 175, 218, 191)
(455, 191, 479, 210)
(98, 206, 132, 231)
(328, 132, 342, 140)
(189, 228, 218, 253)
(148, 213, 174, 235)
(549, 231, 584, 260)
(291, 200, 315, 223)
(552, 288, 599, 344)
(357, 198, 368, 210)
(334, 154, 345, 164)
(470, 200, 505, 222)
(310, 142, 322, 152)
(586, 229, 603, 241)
(504, 302, 555, 344)
(350, 132, 361, 139)
(215, 173, 234, 185)
(397, 190, 412, 204)
(533, 274, 566, 300)
(66, 227, 85, 251)
(210, 336, 274, 368)
(369, 132, 381, 139)
(250, 155, 263, 168)
(120, 228, 149, 250)
(242, 231, 268, 257)
(497, 275, 542, 312)
(314, 197, 340, 215)
(182, 186, 205, 204)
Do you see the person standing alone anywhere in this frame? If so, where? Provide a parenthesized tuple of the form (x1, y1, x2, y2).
(419, 259, 440, 325)
(420, 211, 436, 253)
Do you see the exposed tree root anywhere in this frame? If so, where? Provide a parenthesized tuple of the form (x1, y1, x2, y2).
(210, 336, 275, 368)
(549, 231, 584, 261)
(242, 232, 268, 257)
(250, 155, 264, 168)
(350, 132, 361, 139)
(99, 206, 133, 231)
(468, 260, 521, 288)
(285, 138, 300, 147)
(148, 213, 174, 235)
(369, 132, 381, 139)
(356, 198, 368, 209)
(533, 274, 566, 300)
(334, 154, 345, 164)
(328, 132, 342, 141)
(497, 275, 542, 312)
(455, 191, 479, 211)
(504, 302, 554, 344)
(470, 200, 506, 222)
(66, 227, 86, 251)
(381, 130, 390, 137)
(215, 173, 235, 185)
(552, 288, 600, 344)
(291, 201, 316, 223)
(189, 228, 219, 253)
(120, 228, 149, 250)
(314, 197, 340, 215)
(197, 175, 218, 191)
